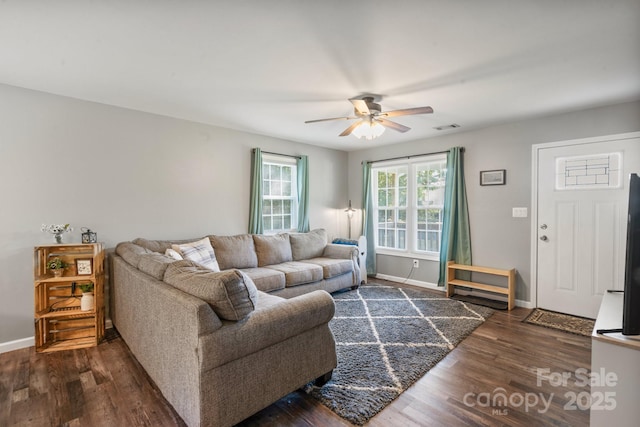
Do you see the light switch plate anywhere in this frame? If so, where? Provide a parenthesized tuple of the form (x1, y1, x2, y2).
(512, 207, 528, 218)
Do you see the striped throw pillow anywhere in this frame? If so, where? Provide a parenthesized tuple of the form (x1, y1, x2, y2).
(172, 237, 220, 272)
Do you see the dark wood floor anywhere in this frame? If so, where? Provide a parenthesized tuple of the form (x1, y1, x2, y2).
(1, 284, 591, 427)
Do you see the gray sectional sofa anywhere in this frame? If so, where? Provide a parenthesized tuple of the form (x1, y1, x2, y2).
(110, 229, 361, 427)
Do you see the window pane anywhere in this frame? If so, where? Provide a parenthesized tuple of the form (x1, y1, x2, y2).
(263, 180, 271, 195)
(273, 200, 282, 214)
(263, 200, 272, 215)
(282, 181, 291, 196)
(282, 166, 291, 182)
(399, 171, 407, 187)
(273, 216, 283, 230)
(398, 209, 406, 228)
(399, 188, 407, 206)
(398, 230, 406, 249)
(378, 172, 387, 188)
(263, 216, 272, 231)
(272, 180, 281, 196)
(284, 215, 291, 230)
(270, 165, 280, 180)
(378, 190, 387, 206)
(283, 199, 291, 213)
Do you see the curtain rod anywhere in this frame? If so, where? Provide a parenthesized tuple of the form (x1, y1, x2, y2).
(254, 148, 301, 160)
(362, 147, 464, 165)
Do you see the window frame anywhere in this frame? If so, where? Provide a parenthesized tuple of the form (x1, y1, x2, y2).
(261, 154, 298, 234)
(371, 154, 447, 261)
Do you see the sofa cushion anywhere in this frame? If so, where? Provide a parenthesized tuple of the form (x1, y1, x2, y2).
(289, 229, 327, 261)
(172, 237, 220, 272)
(252, 234, 293, 267)
(133, 237, 196, 253)
(265, 261, 323, 287)
(240, 267, 286, 293)
(164, 260, 258, 321)
(209, 234, 258, 270)
(138, 252, 176, 280)
(115, 242, 153, 267)
(304, 257, 354, 279)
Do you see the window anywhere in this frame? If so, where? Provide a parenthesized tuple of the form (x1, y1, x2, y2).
(372, 154, 446, 258)
(262, 155, 298, 233)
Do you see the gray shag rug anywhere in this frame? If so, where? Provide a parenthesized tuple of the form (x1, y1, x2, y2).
(304, 282, 494, 425)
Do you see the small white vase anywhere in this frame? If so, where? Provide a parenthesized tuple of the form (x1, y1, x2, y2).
(81, 292, 94, 311)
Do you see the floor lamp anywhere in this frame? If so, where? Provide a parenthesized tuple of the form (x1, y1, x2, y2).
(345, 200, 356, 239)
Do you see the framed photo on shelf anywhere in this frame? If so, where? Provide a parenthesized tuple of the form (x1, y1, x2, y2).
(480, 169, 506, 186)
(75, 258, 93, 276)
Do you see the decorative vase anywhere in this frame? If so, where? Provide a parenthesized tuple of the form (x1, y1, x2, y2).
(52, 269, 63, 277)
(81, 292, 94, 311)
(54, 232, 63, 244)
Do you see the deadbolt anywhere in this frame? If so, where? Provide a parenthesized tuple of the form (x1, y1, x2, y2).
(540, 224, 548, 230)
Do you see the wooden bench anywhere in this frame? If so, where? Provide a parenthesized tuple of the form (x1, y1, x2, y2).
(446, 261, 516, 310)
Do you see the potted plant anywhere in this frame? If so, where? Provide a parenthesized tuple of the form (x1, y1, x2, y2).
(47, 257, 67, 277)
(79, 282, 94, 311)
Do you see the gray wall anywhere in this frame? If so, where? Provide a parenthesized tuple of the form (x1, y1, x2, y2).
(0, 84, 349, 345)
(348, 100, 640, 303)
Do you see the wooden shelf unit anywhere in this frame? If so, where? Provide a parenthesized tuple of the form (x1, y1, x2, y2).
(33, 243, 105, 352)
(446, 261, 516, 310)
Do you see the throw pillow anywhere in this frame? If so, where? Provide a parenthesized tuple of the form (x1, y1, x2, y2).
(289, 228, 327, 260)
(164, 260, 258, 321)
(209, 234, 258, 270)
(172, 237, 220, 272)
(165, 248, 183, 260)
(253, 233, 293, 266)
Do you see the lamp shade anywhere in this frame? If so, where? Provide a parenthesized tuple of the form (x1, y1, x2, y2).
(352, 121, 385, 140)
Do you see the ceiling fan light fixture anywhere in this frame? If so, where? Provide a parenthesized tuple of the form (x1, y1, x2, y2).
(352, 121, 385, 140)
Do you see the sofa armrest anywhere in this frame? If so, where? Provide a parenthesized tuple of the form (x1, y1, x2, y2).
(198, 290, 335, 370)
(323, 242, 359, 260)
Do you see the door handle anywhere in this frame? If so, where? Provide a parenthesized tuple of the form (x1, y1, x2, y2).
(540, 235, 548, 241)
(540, 224, 547, 230)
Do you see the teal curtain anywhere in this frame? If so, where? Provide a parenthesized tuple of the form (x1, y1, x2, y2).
(297, 155, 310, 232)
(248, 148, 263, 234)
(438, 147, 472, 285)
(362, 161, 376, 275)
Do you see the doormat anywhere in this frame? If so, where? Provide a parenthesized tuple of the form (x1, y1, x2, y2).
(450, 293, 508, 310)
(304, 282, 494, 425)
(524, 308, 594, 337)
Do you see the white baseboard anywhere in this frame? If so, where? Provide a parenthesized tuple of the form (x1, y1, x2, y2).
(0, 319, 114, 355)
(372, 273, 534, 308)
(373, 273, 442, 291)
(0, 336, 34, 354)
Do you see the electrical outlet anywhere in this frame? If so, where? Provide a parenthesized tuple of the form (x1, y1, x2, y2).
(413, 259, 419, 268)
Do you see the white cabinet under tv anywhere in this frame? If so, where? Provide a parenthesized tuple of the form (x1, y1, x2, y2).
(590, 291, 640, 427)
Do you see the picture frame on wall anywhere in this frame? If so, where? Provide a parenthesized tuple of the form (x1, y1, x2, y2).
(480, 169, 506, 186)
(75, 259, 93, 276)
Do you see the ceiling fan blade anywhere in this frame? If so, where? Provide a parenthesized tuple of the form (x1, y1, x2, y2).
(376, 118, 410, 133)
(350, 99, 370, 115)
(339, 121, 363, 137)
(305, 116, 357, 124)
(381, 106, 433, 118)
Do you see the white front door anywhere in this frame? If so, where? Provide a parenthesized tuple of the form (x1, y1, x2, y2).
(536, 133, 640, 318)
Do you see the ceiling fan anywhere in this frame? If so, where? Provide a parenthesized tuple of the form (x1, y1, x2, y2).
(305, 95, 434, 140)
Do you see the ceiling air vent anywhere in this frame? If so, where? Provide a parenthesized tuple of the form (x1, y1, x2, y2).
(433, 124, 461, 131)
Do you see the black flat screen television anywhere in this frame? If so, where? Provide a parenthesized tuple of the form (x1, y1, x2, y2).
(622, 173, 640, 336)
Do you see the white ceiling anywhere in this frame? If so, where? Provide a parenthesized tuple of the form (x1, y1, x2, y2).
(1, 1, 639, 151)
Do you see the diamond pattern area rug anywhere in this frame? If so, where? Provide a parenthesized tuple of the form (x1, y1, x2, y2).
(305, 283, 494, 425)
